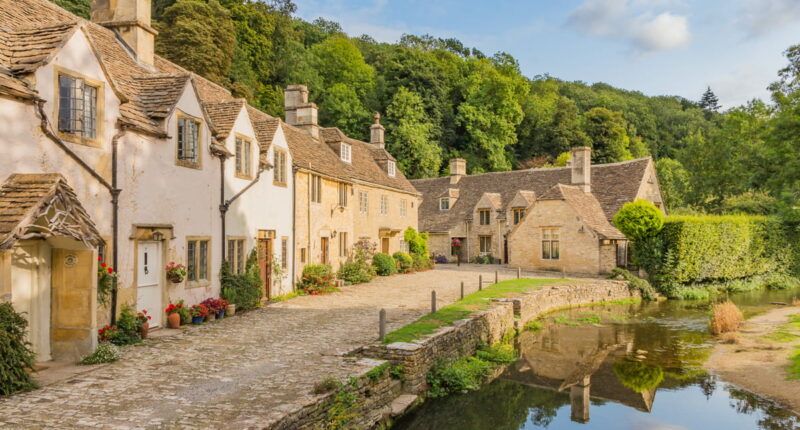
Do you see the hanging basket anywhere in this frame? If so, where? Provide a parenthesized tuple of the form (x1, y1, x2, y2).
(167, 273, 185, 284)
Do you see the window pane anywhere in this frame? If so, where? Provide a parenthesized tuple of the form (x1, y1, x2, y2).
(83, 85, 96, 139)
(543, 229, 551, 240)
(199, 240, 208, 280)
(237, 240, 245, 274)
(228, 240, 236, 273)
(58, 75, 73, 133)
(542, 241, 550, 259)
(551, 241, 560, 259)
(552, 230, 559, 240)
(282, 238, 288, 269)
(235, 139, 243, 173)
(187, 241, 197, 281)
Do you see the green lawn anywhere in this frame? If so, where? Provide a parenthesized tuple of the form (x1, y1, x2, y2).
(383, 278, 568, 344)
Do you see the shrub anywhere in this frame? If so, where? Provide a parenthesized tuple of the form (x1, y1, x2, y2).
(709, 300, 743, 335)
(471, 254, 493, 264)
(337, 260, 375, 285)
(427, 356, 492, 398)
(434, 254, 449, 264)
(404, 227, 430, 258)
(79, 342, 121, 365)
(101, 305, 141, 346)
(612, 360, 664, 393)
(298, 264, 337, 294)
(613, 199, 665, 241)
(0, 302, 37, 395)
(412, 253, 433, 271)
(393, 252, 413, 273)
(372, 253, 396, 276)
(609, 268, 657, 301)
(221, 249, 263, 311)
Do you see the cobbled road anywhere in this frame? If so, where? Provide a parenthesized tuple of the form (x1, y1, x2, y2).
(0, 265, 559, 429)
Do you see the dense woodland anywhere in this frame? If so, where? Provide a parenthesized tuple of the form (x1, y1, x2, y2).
(55, 0, 800, 219)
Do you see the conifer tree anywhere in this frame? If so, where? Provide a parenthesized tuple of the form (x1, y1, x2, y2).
(699, 86, 721, 112)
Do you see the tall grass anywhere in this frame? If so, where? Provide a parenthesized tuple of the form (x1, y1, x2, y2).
(709, 300, 743, 335)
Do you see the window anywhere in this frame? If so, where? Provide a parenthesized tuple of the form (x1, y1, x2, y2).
(228, 238, 246, 274)
(187, 238, 210, 283)
(177, 115, 201, 167)
(338, 182, 348, 207)
(310, 174, 322, 203)
(58, 73, 98, 141)
(439, 198, 450, 211)
(400, 199, 407, 217)
(616, 241, 628, 268)
(235, 136, 253, 178)
(380, 195, 388, 215)
(273, 149, 288, 185)
(512, 208, 525, 225)
(281, 237, 288, 269)
(340, 143, 352, 163)
(542, 228, 560, 260)
(339, 232, 348, 257)
(388, 161, 396, 177)
(479, 209, 491, 225)
(359, 191, 368, 214)
(300, 248, 307, 263)
(479, 236, 492, 255)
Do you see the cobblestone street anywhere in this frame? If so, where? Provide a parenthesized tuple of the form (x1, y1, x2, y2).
(0, 265, 563, 429)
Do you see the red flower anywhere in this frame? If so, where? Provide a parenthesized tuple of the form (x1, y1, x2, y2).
(108, 267, 114, 274)
(98, 256, 103, 262)
(101, 263, 107, 268)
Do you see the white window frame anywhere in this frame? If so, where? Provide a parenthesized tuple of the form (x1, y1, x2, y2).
(439, 198, 450, 211)
(360, 191, 368, 214)
(400, 199, 407, 217)
(340, 143, 352, 163)
(388, 161, 396, 177)
(380, 195, 388, 215)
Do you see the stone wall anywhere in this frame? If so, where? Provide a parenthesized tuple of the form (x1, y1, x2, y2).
(510, 280, 631, 324)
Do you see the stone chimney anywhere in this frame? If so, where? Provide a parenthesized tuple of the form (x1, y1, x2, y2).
(450, 158, 466, 176)
(570, 146, 592, 193)
(91, 0, 156, 68)
(284, 85, 319, 140)
(370, 112, 385, 149)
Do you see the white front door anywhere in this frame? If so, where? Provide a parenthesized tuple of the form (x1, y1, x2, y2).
(136, 242, 162, 327)
(11, 242, 51, 361)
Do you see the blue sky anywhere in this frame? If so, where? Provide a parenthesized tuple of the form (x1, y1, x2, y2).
(292, 0, 800, 108)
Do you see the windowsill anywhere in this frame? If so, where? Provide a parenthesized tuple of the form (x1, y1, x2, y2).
(235, 173, 254, 180)
(176, 159, 202, 170)
(58, 131, 101, 148)
(273, 181, 288, 187)
(186, 279, 210, 289)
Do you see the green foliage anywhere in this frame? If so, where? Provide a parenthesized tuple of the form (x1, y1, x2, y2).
(427, 342, 517, 398)
(365, 362, 390, 382)
(524, 320, 544, 331)
(0, 302, 37, 395)
(609, 268, 657, 301)
(220, 249, 263, 310)
(613, 199, 665, 241)
(51, 0, 89, 19)
(372, 253, 396, 276)
(385, 87, 442, 178)
(297, 264, 337, 294)
(106, 305, 142, 346)
(789, 347, 800, 380)
(582, 107, 634, 163)
(79, 342, 121, 365)
(403, 227, 430, 259)
(392, 251, 413, 273)
(412, 253, 433, 271)
(655, 158, 690, 210)
(612, 360, 664, 393)
(337, 260, 375, 285)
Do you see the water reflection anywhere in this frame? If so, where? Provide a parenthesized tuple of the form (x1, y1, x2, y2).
(394, 298, 800, 430)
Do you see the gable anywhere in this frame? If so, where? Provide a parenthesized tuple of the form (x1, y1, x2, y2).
(507, 190, 535, 210)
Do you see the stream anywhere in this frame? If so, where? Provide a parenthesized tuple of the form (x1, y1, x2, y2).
(394, 288, 800, 430)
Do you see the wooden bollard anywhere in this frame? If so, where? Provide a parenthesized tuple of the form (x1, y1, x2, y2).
(460, 281, 465, 299)
(479, 275, 483, 291)
(431, 290, 437, 313)
(517, 267, 521, 279)
(379, 309, 386, 341)
(495, 270, 499, 284)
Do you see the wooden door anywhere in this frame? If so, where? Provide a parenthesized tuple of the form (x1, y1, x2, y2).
(321, 237, 329, 264)
(258, 238, 273, 299)
(381, 238, 390, 254)
(137, 242, 162, 327)
(51, 248, 93, 361)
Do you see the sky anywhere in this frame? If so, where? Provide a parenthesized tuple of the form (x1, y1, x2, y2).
(292, 0, 800, 109)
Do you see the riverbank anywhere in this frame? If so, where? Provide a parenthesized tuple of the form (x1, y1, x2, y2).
(706, 305, 800, 411)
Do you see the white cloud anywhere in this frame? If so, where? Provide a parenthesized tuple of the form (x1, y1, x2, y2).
(567, 0, 691, 53)
(738, 0, 800, 38)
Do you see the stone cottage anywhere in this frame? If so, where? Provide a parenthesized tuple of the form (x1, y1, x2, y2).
(411, 147, 664, 275)
(282, 86, 421, 273)
(0, 0, 295, 360)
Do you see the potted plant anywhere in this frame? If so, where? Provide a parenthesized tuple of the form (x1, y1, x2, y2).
(97, 256, 118, 305)
(190, 304, 209, 324)
(165, 262, 187, 284)
(164, 303, 183, 329)
(200, 298, 221, 321)
(137, 309, 152, 339)
(217, 299, 229, 318)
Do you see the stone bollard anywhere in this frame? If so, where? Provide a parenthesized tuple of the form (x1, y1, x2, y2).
(431, 290, 437, 313)
(460, 281, 465, 299)
(495, 270, 499, 284)
(517, 267, 521, 279)
(479, 275, 483, 291)
(379, 309, 387, 341)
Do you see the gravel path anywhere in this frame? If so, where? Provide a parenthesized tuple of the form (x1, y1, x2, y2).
(0, 265, 554, 429)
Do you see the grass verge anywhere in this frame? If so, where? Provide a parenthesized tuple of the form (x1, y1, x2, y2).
(383, 278, 567, 344)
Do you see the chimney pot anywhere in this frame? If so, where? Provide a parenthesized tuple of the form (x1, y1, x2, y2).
(370, 112, 385, 149)
(570, 146, 592, 192)
(284, 85, 319, 139)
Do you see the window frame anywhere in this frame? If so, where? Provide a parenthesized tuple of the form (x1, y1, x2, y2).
(338, 231, 349, 258)
(176, 111, 202, 169)
(388, 161, 396, 177)
(541, 228, 560, 260)
(281, 237, 289, 270)
(273, 148, 288, 186)
(478, 209, 491, 225)
(54, 67, 104, 147)
(400, 199, 407, 217)
(512, 207, 525, 225)
(186, 236, 211, 287)
(439, 198, 450, 211)
(227, 237, 247, 274)
(234, 134, 254, 179)
(479, 235, 492, 255)
(340, 142, 352, 163)
(338, 182, 348, 207)
(310, 174, 322, 203)
(359, 191, 368, 214)
(380, 195, 389, 215)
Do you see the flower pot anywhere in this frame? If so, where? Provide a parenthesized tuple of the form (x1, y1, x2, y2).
(217, 309, 226, 319)
(139, 322, 150, 339)
(167, 273, 185, 284)
(226, 304, 236, 316)
(167, 312, 181, 329)
(206, 312, 216, 322)
(191, 315, 204, 325)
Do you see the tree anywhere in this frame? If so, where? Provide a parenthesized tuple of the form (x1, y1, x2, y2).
(582, 107, 632, 163)
(385, 87, 442, 178)
(318, 83, 370, 138)
(155, 0, 235, 85)
(655, 158, 690, 209)
(51, 0, 89, 18)
(699, 86, 721, 113)
(613, 199, 665, 241)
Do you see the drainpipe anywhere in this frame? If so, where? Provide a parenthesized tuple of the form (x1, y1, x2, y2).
(219, 157, 226, 263)
(219, 161, 269, 264)
(291, 166, 298, 289)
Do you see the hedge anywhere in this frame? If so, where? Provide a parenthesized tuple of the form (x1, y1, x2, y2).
(372, 253, 397, 276)
(0, 302, 37, 395)
(633, 215, 796, 291)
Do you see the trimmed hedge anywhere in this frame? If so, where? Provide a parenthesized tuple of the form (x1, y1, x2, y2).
(393, 252, 413, 273)
(372, 253, 396, 276)
(632, 215, 797, 296)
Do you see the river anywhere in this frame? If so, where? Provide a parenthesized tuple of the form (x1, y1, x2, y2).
(394, 288, 800, 430)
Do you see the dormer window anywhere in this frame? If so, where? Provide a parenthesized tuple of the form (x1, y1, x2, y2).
(340, 143, 352, 163)
(388, 161, 396, 177)
(440, 198, 450, 211)
(177, 114, 201, 168)
(57, 71, 101, 145)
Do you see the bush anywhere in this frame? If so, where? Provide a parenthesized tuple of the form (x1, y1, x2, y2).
(298, 264, 337, 294)
(337, 260, 375, 284)
(372, 253, 396, 276)
(709, 300, 743, 335)
(404, 227, 430, 258)
(413, 253, 433, 271)
(471, 254, 493, 264)
(79, 342, 121, 365)
(102, 305, 141, 346)
(427, 356, 492, 398)
(221, 249, 263, 310)
(613, 199, 665, 241)
(0, 302, 37, 395)
(393, 252, 413, 273)
(609, 268, 657, 301)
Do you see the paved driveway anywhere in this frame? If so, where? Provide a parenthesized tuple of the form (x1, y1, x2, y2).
(0, 265, 561, 429)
